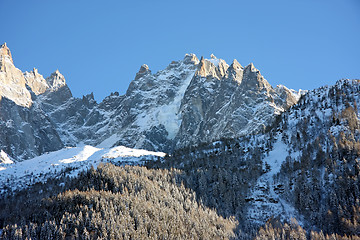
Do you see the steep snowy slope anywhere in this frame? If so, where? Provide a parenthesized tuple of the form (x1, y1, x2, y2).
(0, 145, 165, 194)
(154, 79, 360, 232)
(240, 79, 360, 226)
(96, 54, 201, 150)
(268, 79, 360, 230)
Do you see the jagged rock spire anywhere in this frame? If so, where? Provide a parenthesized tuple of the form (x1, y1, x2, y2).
(139, 64, 149, 73)
(195, 55, 228, 79)
(196, 56, 208, 77)
(244, 62, 258, 73)
(225, 59, 244, 84)
(183, 53, 199, 65)
(46, 69, 67, 91)
(231, 59, 242, 70)
(0, 42, 33, 107)
(0, 42, 13, 64)
(135, 64, 151, 80)
(24, 68, 49, 95)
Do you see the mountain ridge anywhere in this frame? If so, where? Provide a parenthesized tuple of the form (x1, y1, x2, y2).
(1, 43, 360, 238)
(0, 44, 301, 160)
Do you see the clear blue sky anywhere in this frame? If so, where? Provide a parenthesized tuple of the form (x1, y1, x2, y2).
(1, 0, 359, 101)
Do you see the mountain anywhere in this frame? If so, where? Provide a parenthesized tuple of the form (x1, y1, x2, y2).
(0, 43, 359, 238)
(150, 78, 360, 237)
(0, 44, 300, 160)
(174, 55, 300, 149)
(0, 43, 64, 160)
(49, 53, 301, 152)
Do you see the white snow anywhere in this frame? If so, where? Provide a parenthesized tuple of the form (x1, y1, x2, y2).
(0, 150, 13, 164)
(247, 137, 302, 224)
(276, 84, 305, 102)
(59, 145, 101, 163)
(264, 139, 289, 175)
(102, 146, 165, 158)
(97, 133, 120, 148)
(0, 145, 165, 194)
(4, 56, 12, 64)
(207, 58, 220, 67)
(156, 71, 194, 139)
(132, 62, 197, 140)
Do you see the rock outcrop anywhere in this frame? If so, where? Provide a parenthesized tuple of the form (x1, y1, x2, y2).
(24, 68, 49, 95)
(0, 43, 33, 107)
(0, 44, 65, 160)
(174, 57, 300, 149)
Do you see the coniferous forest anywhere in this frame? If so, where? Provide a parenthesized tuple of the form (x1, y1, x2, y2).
(0, 164, 237, 239)
(1, 81, 360, 239)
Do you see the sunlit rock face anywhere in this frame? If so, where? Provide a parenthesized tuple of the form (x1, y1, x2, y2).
(173, 55, 301, 149)
(24, 68, 49, 95)
(0, 44, 65, 160)
(0, 43, 33, 107)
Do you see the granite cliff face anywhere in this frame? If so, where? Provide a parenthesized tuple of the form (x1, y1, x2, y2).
(0, 43, 33, 108)
(0, 44, 301, 159)
(174, 55, 300, 149)
(42, 53, 300, 153)
(0, 43, 65, 159)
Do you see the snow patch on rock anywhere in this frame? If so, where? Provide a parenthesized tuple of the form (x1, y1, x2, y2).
(247, 137, 302, 224)
(0, 150, 13, 165)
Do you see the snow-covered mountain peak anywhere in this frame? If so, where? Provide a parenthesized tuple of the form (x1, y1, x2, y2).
(45, 69, 67, 92)
(238, 62, 276, 93)
(183, 53, 199, 65)
(226, 59, 244, 84)
(139, 64, 150, 72)
(174, 56, 301, 149)
(135, 64, 151, 80)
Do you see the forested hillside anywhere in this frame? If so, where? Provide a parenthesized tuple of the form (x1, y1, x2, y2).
(0, 164, 237, 239)
(149, 79, 360, 238)
(2, 80, 360, 239)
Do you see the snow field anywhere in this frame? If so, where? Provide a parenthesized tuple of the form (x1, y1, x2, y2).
(0, 145, 165, 194)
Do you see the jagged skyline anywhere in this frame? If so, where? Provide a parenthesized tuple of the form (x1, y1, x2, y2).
(0, 0, 359, 101)
(0, 43, 301, 159)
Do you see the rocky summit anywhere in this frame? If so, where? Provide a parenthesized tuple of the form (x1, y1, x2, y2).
(0, 44, 301, 160)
